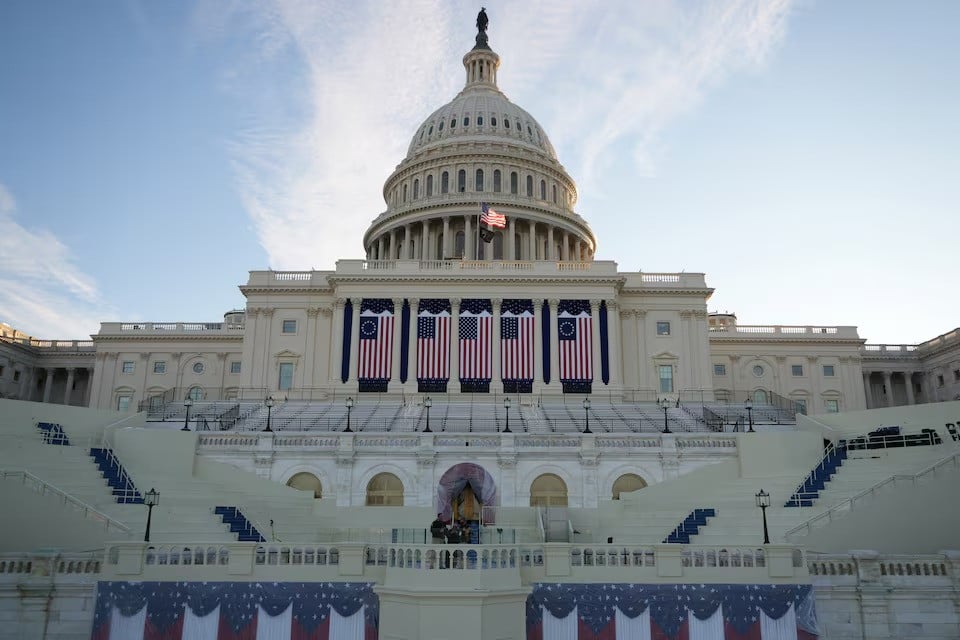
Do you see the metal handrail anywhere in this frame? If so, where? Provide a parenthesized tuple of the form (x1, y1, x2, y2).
(0, 469, 130, 533)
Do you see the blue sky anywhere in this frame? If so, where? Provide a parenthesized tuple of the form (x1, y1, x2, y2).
(0, 0, 957, 344)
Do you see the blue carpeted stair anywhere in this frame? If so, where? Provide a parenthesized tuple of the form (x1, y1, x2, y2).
(89, 448, 143, 504)
(784, 444, 848, 507)
(37, 421, 71, 445)
(214, 506, 266, 542)
(663, 508, 716, 544)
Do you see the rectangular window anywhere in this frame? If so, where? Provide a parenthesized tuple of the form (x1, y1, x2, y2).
(153, 361, 166, 374)
(13, 370, 21, 382)
(713, 364, 726, 376)
(0, 365, 4, 377)
(278, 363, 294, 391)
(121, 361, 135, 374)
(825, 399, 839, 413)
(117, 395, 132, 412)
(230, 361, 242, 374)
(954, 369, 960, 382)
(791, 364, 804, 376)
(282, 320, 297, 334)
(822, 365, 835, 377)
(658, 365, 674, 393)
(656, 321, 671, 336)
(794, 399, 807, 415)
(938, 374, 945, 387)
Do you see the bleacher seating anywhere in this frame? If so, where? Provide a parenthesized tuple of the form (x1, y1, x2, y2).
(784, 444, 848, 507)
(90, 448, 144, 504)
(214, 506, 266, 542)
(36, 422, 71, 445)
(663, 508, 716, 544)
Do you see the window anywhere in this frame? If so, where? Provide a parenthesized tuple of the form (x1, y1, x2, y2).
(525, 175, 533, 197)
(117, 395, 131, 411)
(539, 179, 546, 200)
(457, 169, 466, 192)
(230, 361, 242, 374)
(148, 396, 164, 412)
(188, 386, 204, 401)
(455, 231, 465, 258)
(477, 116, 483, 127)
(752, 365, 765, 377)
(713, 364, 726, 376)
(287, 472, 322, 499)
(121, 361, 135, 374)
(510, 171, 518, 194)
(192, 362, 204, 374)
(13, 370, 21, 382)
(282, 320, 297, 334)
(0, 365, 4, 378)
(441, 171, 449, 194)
(822, 365, 835, 377)
(475, 169, 484, 191)
(366, 473, 403, 506)
(402, 184, 407, 202)
(954, 369, 960, 382)
(491, 117, 497, 127)
(426, 174, 433, 197)
(279, 363, 294, 391)
(530, 473, 568, 507)
(552, 184, 557, 203)
(794, 399, 807, 415)
(658, 365, 673, 393)
(153, 361, 166, 374)
(463, 116, 470, 127)
(791, 365, 804, 377)
(450, 118, 456, 128)
(493, 169, 501, 192)
(656, 321, 671, 336)
(825, 399, 839, 413)
(937, 374, 945, 387)
(612, 473, 647, 500)
(413, 178, 419, 199)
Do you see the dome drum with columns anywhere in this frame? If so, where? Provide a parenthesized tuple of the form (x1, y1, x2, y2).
(364, 31, 595, 263)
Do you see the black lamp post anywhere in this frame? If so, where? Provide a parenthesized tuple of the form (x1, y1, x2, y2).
(263, 396, 274, 432)
(755, 488, 770, 544)
(746, 398, 755, 433)
(423, 397, 432, 433)
(503, 397, 512, 433)
(182, 398, 193, 431)
(143, 488, 159, 542)
(344, 397, 354, 432)
(661, 398, 672, 434)
(582, 397, 592, 434)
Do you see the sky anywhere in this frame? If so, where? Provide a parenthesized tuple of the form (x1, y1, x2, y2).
(0, 0, 957, 344)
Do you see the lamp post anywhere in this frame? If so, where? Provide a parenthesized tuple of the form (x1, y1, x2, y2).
(582, 397, 592, 434)
(344, 397, 354, 433)
(746, 398, 755, 433)
(503, 397, 512, 433)
(182, 398, 193, 431)
(263, 396, 274, 432)
(143, 488, 159, 542)
(661, 398, 672, 434)
(423, 397, 432, 433)
(755, 489, 770, 544)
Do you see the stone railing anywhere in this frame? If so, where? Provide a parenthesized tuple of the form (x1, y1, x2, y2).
(333, 259, 621, 278)
(808, 551, 958, 586)
(0, 336, 95, 351)
(861, 343, 920, 358)
(0, 552, 102, 578)
(709, 325, 860, 339)
(100, 322, 245, 334)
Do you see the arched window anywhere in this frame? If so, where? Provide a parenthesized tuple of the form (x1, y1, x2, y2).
(458, 170, 466, 193)
(475, 169, 484, 191)
(450, 118, 457, 129)
(441, 171, 449, 194)
(552, 184, 557, 203)
(491, 117, 497, 127)
(402, 184, 407, 202)
(493, 170, 502, 192)
(612, 474, 647, 500)
(539, 180, 546, 200)
(464, 116, 470, 127)
(493, 232, 504, 260)
(530, 473, 567, 507)
(426, 174, 434, 197)
(515, 120, 522, 131)
(366, 473, 403, 506)
(287, 472, 322, 499)
(413, 179, 419, 199)
(438, 120, 444, 131)
(455, 231, 465, 258)
(187, 386, 204, 401)
(753, 389, 769, 405)
(510, 172, 518, 194)
(477, 116, 483, 127)
(526, 175, 533, 197)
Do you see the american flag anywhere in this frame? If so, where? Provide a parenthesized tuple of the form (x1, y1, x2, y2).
(358, 299, 394, 381)
(480, 202, 506, 228)
(558, 300, 592, 382)
(417, 299, 451, 381)
(501, 299, 534, 382)
(459, 299, 492, 381)
(91, 580, 379, 640)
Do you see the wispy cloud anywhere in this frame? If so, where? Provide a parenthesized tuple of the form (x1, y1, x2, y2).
(204, 0, 793, 269)
(0, 183, 109, 338)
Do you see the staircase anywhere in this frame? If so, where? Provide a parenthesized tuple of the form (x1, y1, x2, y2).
(785, 444, 848, 507)
(662, 508, 716, 544)
(214, 506, 266, 542)
(36, 422, 71, 446)
(89, 448, 144, 504)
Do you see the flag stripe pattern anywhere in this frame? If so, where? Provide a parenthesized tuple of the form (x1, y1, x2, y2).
(417, 299, 451, 381)
(459, 299, 492, 381)
(558, 300, 592, 382)
(480, 202, 506, 228)
(501, 299, 534, 382)
(358, 299, 394, 381)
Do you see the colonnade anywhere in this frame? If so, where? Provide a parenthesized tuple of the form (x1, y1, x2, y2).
(863, 370, 921, 408)
(367, 215, 593, 262)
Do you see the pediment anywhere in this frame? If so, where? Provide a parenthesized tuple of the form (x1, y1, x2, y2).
(651, 351, 679, 360)
(273, 349, 301, 360)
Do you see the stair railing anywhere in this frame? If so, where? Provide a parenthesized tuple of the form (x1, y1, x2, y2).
(787, 441, 845, 504)
(786, 451, 960, 541)
(98, 447, 141, 502)
(0, 469, 130, 534)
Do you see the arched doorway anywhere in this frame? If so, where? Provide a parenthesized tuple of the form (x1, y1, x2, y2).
(286, 472, 322, 499)
(366, 472, 404, 506)
(612, 473, 647, 500)
(436, 463, 497, 524)
(530, 473, 568, 507)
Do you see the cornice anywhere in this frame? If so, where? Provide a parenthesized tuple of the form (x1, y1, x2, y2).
(239, 286, 335, 296)
(93, 335, 244, 343)
(709, 336, 866, 346)
(326, 274, 627, 287)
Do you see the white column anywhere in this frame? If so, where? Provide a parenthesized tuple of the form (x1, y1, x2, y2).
(391, 298, 403, 390)
(408, 299, 419, 388)
(549, 299, 560, 387)
(862, 372, 872, 409)
(533, 298, 544, 387)
(63, 368, 76, 405)
(637, 311, 649, 393)
(590, 300, 601, 384)
(883, 371, 894, 407)
(607, 303, 621, 388)
(546, 226, 554, 260)
(377, 236, 385, 260)
(561, 231, 569, 261)
(420, 222, 429, 260)
(574, 239, 582, 262)
(904, 371, 915, 405)
(405, 223, 413, 258)
(465, 215, 474, 259)
(390, 229, 398, 259)
(528, 220, 536, 260)
(348, 298, 361, 385)
(42, 368, 54, 403)
(442, 217, 451, 259)
(450, 298, 461, 388)
(808, 356, 821, 411)
(330, 299, 345, 384)
(507, 217, 515, 261)
(304, 308, 319, 391)
(492, 298, 502, 393)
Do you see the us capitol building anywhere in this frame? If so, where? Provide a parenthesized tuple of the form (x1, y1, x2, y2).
(1, 13, 959, 640)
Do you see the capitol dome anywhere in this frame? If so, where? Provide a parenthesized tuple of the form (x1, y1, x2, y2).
(364, 18, 596, 263)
